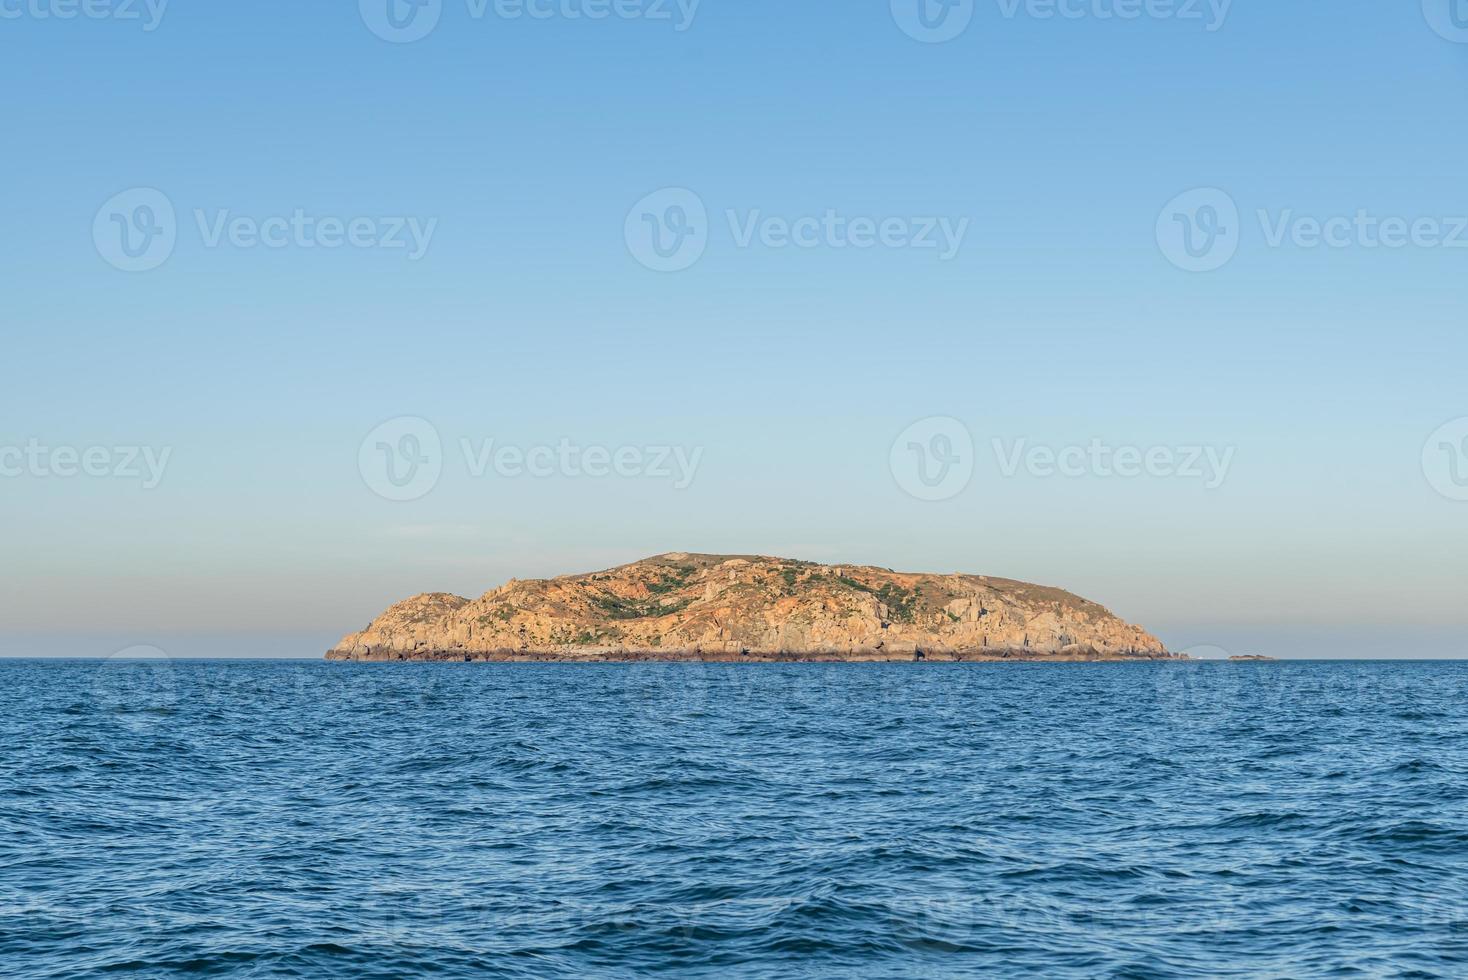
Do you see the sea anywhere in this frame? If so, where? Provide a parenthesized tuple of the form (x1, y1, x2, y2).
(2, 659, 1466, 978)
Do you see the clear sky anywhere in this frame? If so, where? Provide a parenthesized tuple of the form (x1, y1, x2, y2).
(3, 1, 1466, 659)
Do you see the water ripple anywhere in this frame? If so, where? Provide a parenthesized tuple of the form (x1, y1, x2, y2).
(2, 660, 1467, 977)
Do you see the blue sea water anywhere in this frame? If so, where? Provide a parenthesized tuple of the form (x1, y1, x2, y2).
(2, 660, 1467, 978)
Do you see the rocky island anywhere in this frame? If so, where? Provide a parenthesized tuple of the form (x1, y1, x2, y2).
(327, 554, 1176, 663)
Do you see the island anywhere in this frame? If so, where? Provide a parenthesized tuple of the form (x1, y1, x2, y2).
(326, 553, 1179, 663)
(1228, 655, 1278, 662)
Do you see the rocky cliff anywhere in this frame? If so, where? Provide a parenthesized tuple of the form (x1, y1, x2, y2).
(326, 554, 1172, 662)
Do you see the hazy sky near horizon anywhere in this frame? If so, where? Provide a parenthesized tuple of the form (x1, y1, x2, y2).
(3, 2, 1467, 659)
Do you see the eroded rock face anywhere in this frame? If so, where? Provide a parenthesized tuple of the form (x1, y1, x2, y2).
(326, 553, 1173, 662)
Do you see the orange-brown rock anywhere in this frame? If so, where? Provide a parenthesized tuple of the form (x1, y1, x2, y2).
(326, 554, 1173, 662)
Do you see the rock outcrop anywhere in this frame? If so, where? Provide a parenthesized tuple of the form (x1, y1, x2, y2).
(326, 554, 1173, 662)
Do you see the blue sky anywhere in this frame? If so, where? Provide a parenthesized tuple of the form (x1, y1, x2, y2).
(3, 1, 1466, 658)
